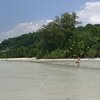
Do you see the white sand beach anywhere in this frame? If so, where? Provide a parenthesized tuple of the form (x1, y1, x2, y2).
(0, 57, 100, 100)
(0, 57, 100, 62)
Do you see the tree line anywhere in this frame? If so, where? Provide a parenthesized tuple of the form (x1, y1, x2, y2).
(0, 12, 100, 58)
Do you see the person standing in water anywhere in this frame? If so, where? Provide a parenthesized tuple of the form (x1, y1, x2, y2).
(76, 56, 80, 67)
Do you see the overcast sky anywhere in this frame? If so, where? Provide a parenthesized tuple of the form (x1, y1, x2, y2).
(0, 0, 100, 42)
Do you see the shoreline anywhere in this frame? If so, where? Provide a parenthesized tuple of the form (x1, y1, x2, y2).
(0, 58, 100, 62)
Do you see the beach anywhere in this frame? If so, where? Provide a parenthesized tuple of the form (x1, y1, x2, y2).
(0, 58, 100, 100)
(0, 57, 100, 62)
(0, 57, 100, 69)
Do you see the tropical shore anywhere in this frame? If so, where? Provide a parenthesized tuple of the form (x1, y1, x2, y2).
(0, 57, 100, 62)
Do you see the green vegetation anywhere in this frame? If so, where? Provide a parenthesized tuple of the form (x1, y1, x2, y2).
(0, 12, 100, 58)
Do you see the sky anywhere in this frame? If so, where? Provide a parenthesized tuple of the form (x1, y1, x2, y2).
(0, 0, 100, 42)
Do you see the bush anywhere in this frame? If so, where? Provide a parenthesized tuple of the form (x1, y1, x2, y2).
(45, 49, 66, 59)
(87, 48, 97, 58)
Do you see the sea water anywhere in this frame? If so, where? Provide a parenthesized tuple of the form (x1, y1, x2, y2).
(0, 60, 100, 100)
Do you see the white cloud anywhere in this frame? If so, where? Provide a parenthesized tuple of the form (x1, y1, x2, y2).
(77, 1, 100, 25)
(0, 20, 52, 42)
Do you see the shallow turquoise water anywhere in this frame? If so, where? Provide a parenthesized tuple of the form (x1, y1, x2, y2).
(0, 60, 100, 100)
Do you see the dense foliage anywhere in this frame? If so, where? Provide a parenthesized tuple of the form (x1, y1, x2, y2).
(0, 12, 100, 58)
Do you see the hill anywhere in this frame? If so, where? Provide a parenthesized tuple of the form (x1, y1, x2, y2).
(0, 13, 100, 58)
